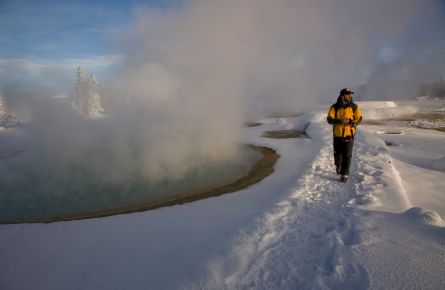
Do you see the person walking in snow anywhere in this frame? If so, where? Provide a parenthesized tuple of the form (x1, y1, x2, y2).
(327, 88, 362, 182)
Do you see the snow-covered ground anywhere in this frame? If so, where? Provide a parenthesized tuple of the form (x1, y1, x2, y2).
(1, 100, 444, 289)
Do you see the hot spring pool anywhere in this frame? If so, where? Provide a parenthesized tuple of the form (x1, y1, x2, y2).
(0, 145, 278, 223)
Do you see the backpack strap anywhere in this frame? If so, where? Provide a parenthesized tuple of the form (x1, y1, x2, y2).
(351, 102, 357, 113)
(333, 103, 340, 119)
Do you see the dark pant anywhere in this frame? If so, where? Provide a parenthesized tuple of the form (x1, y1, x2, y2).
(333, 137, 354, 175)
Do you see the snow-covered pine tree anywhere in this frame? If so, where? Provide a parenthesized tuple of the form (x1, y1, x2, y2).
(0, 95, 20, 127)
(88, 74, 104, 116)
(71, 66, 104, 117)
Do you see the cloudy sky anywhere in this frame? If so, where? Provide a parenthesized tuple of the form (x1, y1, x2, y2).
(0, 0, 181, 59)
(0, 0, 444, 100)
(0, 0, 177, 76)
(0, 0, 184, 97)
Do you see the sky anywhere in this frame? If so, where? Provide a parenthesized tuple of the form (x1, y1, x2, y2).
(0, 0, 444, 100)
(0, 0, 181, 59)
(0, 0, 183, 95)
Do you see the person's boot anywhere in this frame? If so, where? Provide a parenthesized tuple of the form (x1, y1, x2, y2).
(340, 175, 348, 182)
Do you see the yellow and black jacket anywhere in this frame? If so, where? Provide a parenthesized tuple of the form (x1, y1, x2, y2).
(327, 96, 362, 138)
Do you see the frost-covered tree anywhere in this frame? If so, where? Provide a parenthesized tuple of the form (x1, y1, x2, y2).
(0, 95, 20, 127)
(0, 95, 6, 115)
(88, 74, 105, 115)
(71, 67, 104, 117)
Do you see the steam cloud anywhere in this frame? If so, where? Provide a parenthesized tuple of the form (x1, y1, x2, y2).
(108, 0, 444, 110)
(1, 0, 444, 193)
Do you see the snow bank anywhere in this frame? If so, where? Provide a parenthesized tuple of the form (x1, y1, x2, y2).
(402, 207, 445, 227)
(354, 130, 412, 212)
(409, 119, 445, 129)
(357, 101, 419, 120)
(356, 101, 398, 109)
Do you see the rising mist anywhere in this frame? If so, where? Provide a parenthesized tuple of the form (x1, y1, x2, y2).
(1, 0, 443, 190)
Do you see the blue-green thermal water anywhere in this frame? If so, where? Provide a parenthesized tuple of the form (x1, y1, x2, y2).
(0, 146, 261, 223)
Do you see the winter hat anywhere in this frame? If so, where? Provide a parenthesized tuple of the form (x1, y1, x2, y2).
(340, 88, 354, 96)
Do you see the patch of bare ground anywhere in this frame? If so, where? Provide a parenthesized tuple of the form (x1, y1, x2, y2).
(384, 141, 397, 146)
(246, 122, 263, 127)
(385, 131, 403, 135)
(433, 127, 445, 133)
(267, 112, 304, 118)
(262, 130, 308, 139)
(382, 112, 445, 122)
(361, 120, 385, 125)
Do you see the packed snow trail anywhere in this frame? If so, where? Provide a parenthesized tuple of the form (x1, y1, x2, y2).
(195, 113, 413, 289)
(220, 144, 368, 289)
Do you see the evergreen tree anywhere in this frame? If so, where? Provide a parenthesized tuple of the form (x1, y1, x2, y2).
(71, 67, 104, 117)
